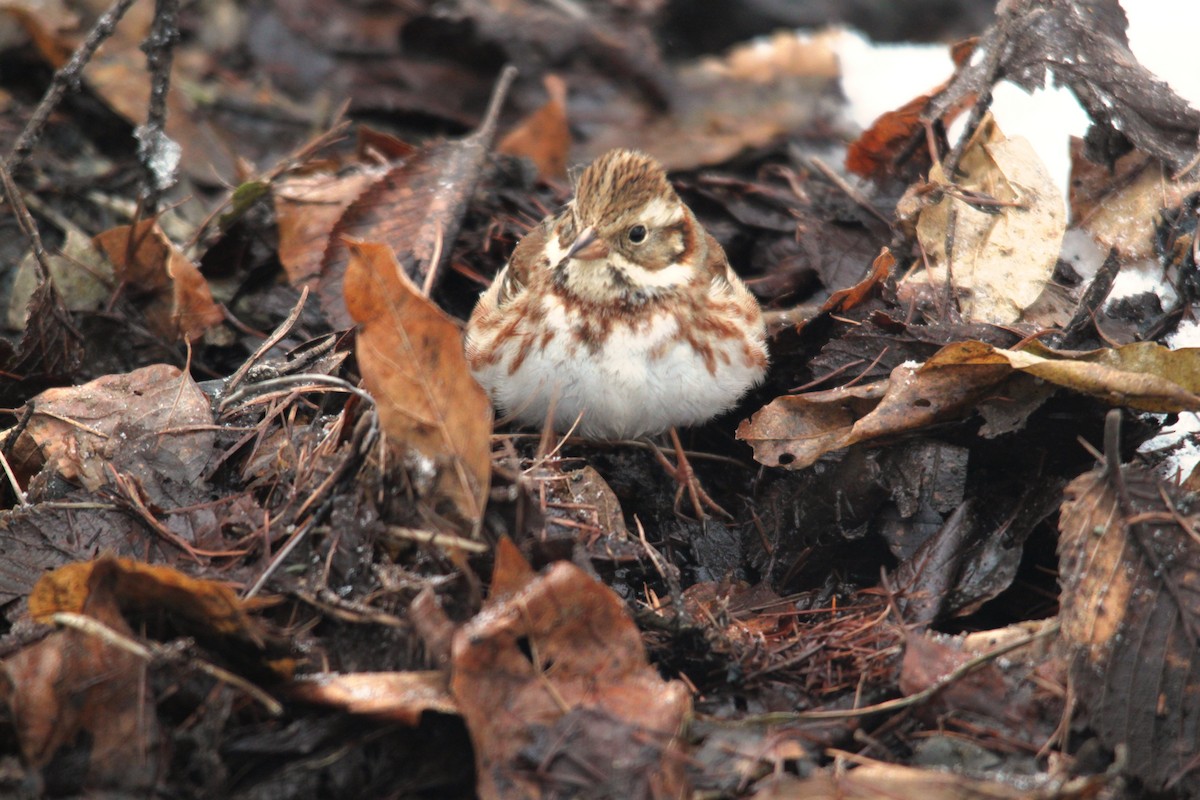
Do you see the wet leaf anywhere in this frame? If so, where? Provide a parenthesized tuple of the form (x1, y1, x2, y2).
(451, 546, 692, 800)
(1059, 461, 1200, 794)
(1, 559, 159, 789)
(10, 363, 215, 492)
(343, 240, 491, 530)
(94, 220, 224, 342)
(274, 168, 384, 286)
(902, 115, 1066, 324)
(28, 557, 270, 644)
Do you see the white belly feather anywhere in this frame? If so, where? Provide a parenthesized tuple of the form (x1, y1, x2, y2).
(471, 293, 766, 440)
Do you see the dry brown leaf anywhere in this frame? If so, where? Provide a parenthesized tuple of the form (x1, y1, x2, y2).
(1059, 461, 1200, 794)
(739, 340, 1200, 470)
(10, 363, 215, 491)
(93, 220, 224, 342)
(498, 73, 570, 181)
(844, 39, 977, 184)
(321, 69, 512, 327)
(940, 339, 1200, 412)
(288, 671, 458, 724)
(28, 556, 270, 644)
(1069, 140, 1200, 261)
(451, 548, 692, 800)
(273, 167, 385, 286)
(737, 345, 1011, 470)
(902, 114, 1066, 324)
(343, 239, 491, 530)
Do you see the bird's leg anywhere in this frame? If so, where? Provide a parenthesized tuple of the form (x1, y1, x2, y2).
(648, 427, 734, 521)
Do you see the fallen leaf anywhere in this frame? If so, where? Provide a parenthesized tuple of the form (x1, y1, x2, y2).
(28, 557, 270, 644)
(1, 559, 159, 789)
(737, 345, 1011, 470)
(902, 114, 1066, 324)
(94, 220, 224, 342)
(6, 227, 114, 330)
(343, 240, 491, 530)
(274, 167, 385, 286)
(845, 38, 977, 184)
(451, 550, 692, 800)
(739, 340, 1200, 470)
(288, 671, 458, 724)
(1059, 460, 1200, 795)
(320, 67, 514, 328)
(498, 73, 570, 181)
(10, 363, 215, 491)
(1069, 141, 1200, 261)
(940, 339, 1200, 413)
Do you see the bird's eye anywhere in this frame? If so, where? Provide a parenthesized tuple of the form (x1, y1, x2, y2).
(628, 224, 648, 244)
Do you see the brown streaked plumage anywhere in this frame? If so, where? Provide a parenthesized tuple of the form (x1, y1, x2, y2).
(464, 148, 768, 441)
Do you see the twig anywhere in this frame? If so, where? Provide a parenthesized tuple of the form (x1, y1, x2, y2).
(732, 620, 1060, 724)
(4, 0, 141, 172)
(137, 0, 182, 210)
(222, 286, 311, 395)
(51, 612, 282, 715)
(806, 156, 891, 226)
(384, 526, 489, 554)
(1, 165, 52, 281)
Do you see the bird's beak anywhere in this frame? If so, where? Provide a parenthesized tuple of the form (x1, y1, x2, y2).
(564, 227, 609, 261)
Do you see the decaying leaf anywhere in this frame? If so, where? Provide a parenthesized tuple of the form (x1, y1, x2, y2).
(1059, 458, 1200, 794)
(343, 240, 491, 530)
(0, 559, 159, 789)
(28, 557, 272, 646)
(320, 67, 514, 327)
(93, 220, 224, 342)
(845, 38, 978, 185)
(6, 227, 114, 330)
(451, 539, 692, 800)
(902, 115, 1066, 324)
(940, 339, 1200, 412)
(739, 340, 1200, 470)
(737, 345, 1011, 470)
(9, 363, 215, 492)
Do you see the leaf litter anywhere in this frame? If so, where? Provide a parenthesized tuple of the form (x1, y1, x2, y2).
(0, 0, 1199, 797)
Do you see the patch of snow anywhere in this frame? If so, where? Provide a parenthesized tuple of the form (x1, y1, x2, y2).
(833, 3, 1200, 202)
(1106, 257, 1178, 311)
(1167, 319, 1200, 350)
(1059, 228, 1106, 283)
(1139, 412, 1200, 482)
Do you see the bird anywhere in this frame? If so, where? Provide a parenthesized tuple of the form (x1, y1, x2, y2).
(464, 148, 768, 514)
